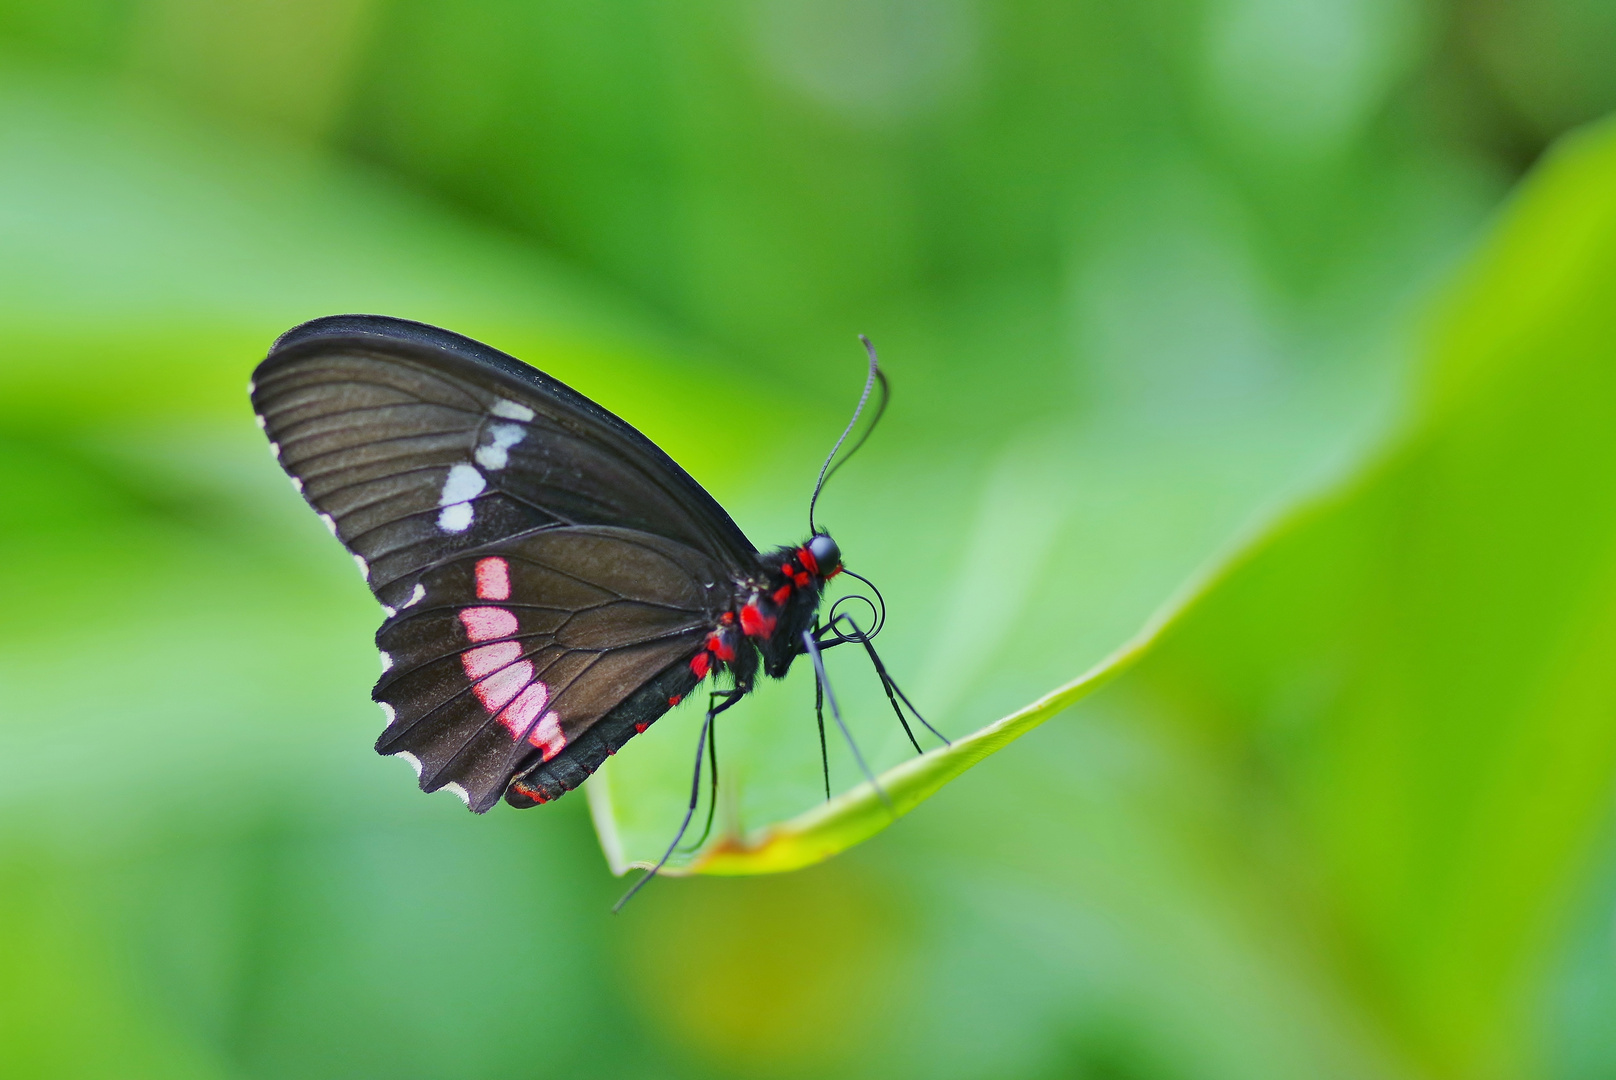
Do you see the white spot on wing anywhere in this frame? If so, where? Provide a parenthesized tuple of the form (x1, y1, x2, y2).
(379, 700, 395, 723)
(319, 513, 338, 536)
(491, 399, 535, 422)
(436, 464, 485, 533)
(255, 414, 267, 429)
(474, 423, 527, 471)
(247, 379, 256, 395)
(379, 651, 393, 672)
(394, 750, 423, 777)
(442, 782, 472, 807)
(289, 476, 303, 493)
(437, 502, 474, 533)
(402, 583, 426, 608)
(439, 464, 486, 504)
(381, 604, 397, 617)
(353, 553, 369, 580)
(268, 441, 280, 458)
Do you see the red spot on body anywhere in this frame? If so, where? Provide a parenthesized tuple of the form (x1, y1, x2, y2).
(720, 611, 735, 625)
(794, 571, 811, 588)
(740, 603, 776, 639)
(635, 722, 649, 733)
(799, 546, 819, 575)
(668, 694, 682, 707)
(690, 652, 711, 679)
(781, 563, 795, 576)
(475, 557, 511, 600)
(707, 631, 737, 662)
(826, 564, 843, 579)
(773, 584, 793, 606)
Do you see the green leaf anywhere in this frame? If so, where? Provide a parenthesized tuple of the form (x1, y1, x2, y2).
(591, 609, 1162, 876)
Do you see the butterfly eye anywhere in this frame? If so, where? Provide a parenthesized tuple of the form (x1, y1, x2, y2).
(806, 533, 841, 576)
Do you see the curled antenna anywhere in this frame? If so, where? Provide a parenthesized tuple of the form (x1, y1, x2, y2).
(808, 335, 888, 535)
(821, 569, 886, 643)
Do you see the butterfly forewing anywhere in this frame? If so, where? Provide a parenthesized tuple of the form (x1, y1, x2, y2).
(251, 315, 755, 613)
(249, 315, 757, 810)
(256, 354, 554, 609)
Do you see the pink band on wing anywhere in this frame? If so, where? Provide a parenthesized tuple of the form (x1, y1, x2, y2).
(459, 606, 517, 642)
(486, 669, 564, 758)
(456, 564, 564, 755)
(528, 711, 566, 760)
(463, 641, 523, 682)
(475, 557, 511, 600)
(498, 681, 549, 735)
(474, 660, 531, 712)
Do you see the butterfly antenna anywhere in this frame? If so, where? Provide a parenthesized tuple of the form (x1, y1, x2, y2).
(809, 336, 888, 535)
(825, 569, 887, 641)
(802, 629, 894, 815)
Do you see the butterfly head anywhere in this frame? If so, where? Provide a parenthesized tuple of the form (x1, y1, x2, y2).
(803, 533, 843, 579)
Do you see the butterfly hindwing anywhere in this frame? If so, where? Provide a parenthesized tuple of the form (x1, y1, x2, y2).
(373, 527, 724, 811)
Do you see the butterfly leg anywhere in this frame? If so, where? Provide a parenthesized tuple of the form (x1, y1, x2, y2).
(816, 659, 831, 802)
(819, 611, 939, 755)
(680, 698, 723, 852)
(858, 628, 923, 755)
(613, 687, 745, 912)
(801, 629, 893, 814)
(811, 619, 832, 801)
(847, 625, 949, 750)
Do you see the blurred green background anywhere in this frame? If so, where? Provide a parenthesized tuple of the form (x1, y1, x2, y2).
(4, 1, 1616, 1077)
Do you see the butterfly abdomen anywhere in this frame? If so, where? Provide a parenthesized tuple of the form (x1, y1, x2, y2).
(506, 658, 706, 806)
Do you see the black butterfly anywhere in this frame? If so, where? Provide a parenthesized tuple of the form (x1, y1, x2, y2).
(251, 314, 941, 898)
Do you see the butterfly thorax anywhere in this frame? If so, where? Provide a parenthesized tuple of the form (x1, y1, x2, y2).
(690, 534, 843, 688)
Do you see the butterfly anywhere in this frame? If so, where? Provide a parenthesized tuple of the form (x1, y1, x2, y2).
(250, 314, 942, 898)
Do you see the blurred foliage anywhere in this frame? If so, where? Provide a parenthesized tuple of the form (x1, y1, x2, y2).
(2, 1, 1616, 1079)
(1123, 118, 1616, 1077)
